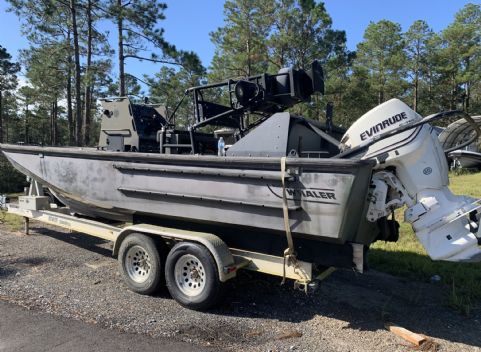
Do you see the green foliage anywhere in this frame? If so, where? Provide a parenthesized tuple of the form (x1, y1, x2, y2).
(209, 0, 352, 122)
(2, 0, 481, 148)
(0, 45, 20, 143)
(109, 0, 174, 58)
(404, 20, 434, 113)
(268, 0, 343, 70)
(0, 46, 20, 92)
(440, 3, 481, 112)
(330, 66, 377, 127)
(355, 20, 408, 105)
(147, 58, 206, 128)
(325, 4, 481, 124)
(21, 45, 65, 103)
(0, 155, 27, 194)
(209, 0, 274, 80)
(7, 0, 113, 146)
(109, 0, 198, 97)
(269, 0, 353, 120)
(0, 209, 24, 231)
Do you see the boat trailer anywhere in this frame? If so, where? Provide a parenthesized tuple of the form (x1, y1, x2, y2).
(3, 180, 337, 309)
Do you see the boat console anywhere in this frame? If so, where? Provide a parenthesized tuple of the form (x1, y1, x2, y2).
(99, 61, 344, 158)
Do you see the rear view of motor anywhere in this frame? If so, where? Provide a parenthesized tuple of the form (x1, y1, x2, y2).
(341, 99, 481, 262)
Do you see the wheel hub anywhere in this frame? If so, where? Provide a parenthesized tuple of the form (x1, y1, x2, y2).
(125, 245, 151, 283)
(174, 254, 206, 296)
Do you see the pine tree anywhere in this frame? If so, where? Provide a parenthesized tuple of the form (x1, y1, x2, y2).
(8, 0, 77, 144)
(0, 45, 20, 143)
(405, 20, 434, 112)
(20, 44, 68, 145)
(107, 0, 180, 96)
(441, 3, 481, 112)
(337, 66, 377, 125)
(355, 20, 407, 105)
(8, 0, 113, 145)
(268, 0, 346, 70)
(419, 33, 446, 114)
(147, 54, 206, 128)
(210, 0, 275, 80)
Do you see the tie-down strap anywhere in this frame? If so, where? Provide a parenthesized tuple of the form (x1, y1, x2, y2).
(280, 156, 298, 283)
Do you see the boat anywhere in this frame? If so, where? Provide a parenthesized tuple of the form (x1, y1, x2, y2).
(2, 61, 481, 267)
(448, 150, 481, 170)
(438, 115, 481, 170)
(438, 115, 481, 150)
(1, 142, 377, 267)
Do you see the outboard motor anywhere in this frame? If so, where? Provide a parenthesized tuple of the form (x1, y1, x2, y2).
(341, 99, 481, 262)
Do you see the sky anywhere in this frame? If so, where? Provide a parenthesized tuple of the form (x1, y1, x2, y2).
(0, 0, 478, 88)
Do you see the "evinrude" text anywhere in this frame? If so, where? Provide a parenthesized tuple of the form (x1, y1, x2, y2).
(360, 111, 408, 141)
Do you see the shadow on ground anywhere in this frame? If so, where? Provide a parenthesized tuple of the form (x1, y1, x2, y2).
(34, 226, 112, 257)
(21, 226, 481, 349)
(0, 256, 51, 278)
(211, 249, 481, 348)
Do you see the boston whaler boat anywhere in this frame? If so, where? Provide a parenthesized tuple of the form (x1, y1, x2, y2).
(438, 115, 481, 170)
(2, 61, 481, 309)
(449, 148, 481, 170)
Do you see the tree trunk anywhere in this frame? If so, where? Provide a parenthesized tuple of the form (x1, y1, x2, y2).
(246, 38, 251, 76)
(118, 0, 125, 96)
(54, 101, 58, 145)
(378, 69, 384, 105)
(50, 101, 58, 145)
(413, 42, 420, 112)
(50, 102, 53, 145)
(451, 72, 456, 110)
(24, 100, 28, 144)
(4, 96, 8, 142)
(70, 0, 82, 146)
(465, 58, 470, 113)
(83, 0, 93, 145)
(413, 75, 418, 112)
(67, 30, 74, 145)
(465, 81, 470, 113)
(427, 67, 433, 106)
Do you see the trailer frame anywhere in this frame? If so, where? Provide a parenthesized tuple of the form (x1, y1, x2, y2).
(5, 191, 328, 309)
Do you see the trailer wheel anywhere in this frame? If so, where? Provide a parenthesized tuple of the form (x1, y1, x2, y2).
(118, 233, 165, 295)
(165, 242, 224, 310)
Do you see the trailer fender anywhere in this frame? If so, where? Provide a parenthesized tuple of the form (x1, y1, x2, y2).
(113, 224, 237, 282)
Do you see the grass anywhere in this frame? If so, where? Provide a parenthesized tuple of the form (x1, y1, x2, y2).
(370, 172, 481, 316)
(0, 209, 24, 232)
(0, 193, 26, 232)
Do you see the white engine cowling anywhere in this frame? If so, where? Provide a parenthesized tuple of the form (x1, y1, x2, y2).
(342, 99, 481, 262)
(341, 98, 422, 150)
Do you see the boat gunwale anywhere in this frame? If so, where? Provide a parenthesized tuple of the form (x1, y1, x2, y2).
(448, 150, 481, 157)
(0, 144, 376, 169)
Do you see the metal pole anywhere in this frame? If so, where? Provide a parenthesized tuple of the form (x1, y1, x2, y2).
(24, 217, 29, 235)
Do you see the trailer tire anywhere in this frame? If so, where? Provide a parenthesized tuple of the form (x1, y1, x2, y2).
(118, 233, 165, 295)
(165, 242, 224, 310)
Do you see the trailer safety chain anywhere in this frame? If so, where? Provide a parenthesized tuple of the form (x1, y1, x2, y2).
(280, 156, 298, 285)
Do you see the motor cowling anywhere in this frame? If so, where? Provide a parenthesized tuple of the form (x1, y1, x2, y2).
(344, 99, 481, 262)
(341, 99, 422, 150)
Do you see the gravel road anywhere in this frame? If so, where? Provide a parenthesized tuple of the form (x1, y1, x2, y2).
(0, 300, 213, 352)
(0, 221, 480, 352)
